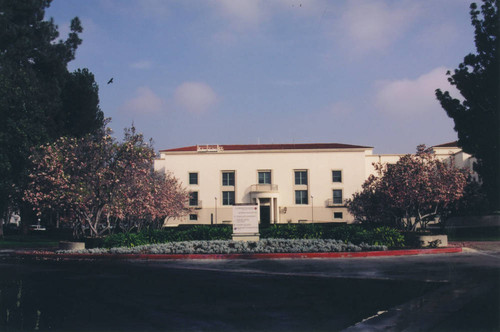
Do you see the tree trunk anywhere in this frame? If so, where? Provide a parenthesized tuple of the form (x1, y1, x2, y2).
(20, 202, 36, 235)
(0, 214, 4, 239)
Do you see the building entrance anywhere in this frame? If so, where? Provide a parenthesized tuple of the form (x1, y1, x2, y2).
(259, 206, 271, 226)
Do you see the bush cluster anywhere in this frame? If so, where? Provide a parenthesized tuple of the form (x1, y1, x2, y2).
(60, 239, 387, 255)
(101, 224, 404, 249)
(102, 225, 232, 248)
(261, 224, 405, 248)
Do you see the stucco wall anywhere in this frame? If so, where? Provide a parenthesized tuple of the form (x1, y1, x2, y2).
(155, 148, 370, 225)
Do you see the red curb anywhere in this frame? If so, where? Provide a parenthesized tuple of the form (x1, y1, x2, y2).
(14, 247, 462, 260)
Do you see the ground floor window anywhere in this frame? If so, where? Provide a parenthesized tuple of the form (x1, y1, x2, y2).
(333, 212, 343, 219)
(222, 191, 235, 205)
(295, 190, 308, 204)
(189, 214, 198, 221)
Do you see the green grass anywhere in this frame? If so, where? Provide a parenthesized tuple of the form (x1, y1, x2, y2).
(0, 235, 59, 249)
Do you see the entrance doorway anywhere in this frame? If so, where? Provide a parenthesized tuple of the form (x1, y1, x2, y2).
(260, 206, 270, 226)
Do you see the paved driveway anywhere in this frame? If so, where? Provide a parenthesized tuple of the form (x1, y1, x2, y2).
(1, 243, 498, 331)
(135, 243, 499, 331)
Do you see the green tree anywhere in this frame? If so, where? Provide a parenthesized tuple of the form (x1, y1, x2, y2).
(435, 0, 499, 211)
(0, 0, 104, 236)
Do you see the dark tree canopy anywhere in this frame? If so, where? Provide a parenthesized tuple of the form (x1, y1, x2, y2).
(0, 0, 104, 226)
(435, 0, 499, 211)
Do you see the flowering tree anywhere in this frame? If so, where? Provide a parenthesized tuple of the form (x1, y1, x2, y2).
(24, 127, 189, 238)
(109, 138, 188, 232)
(347, 145, 469, 231)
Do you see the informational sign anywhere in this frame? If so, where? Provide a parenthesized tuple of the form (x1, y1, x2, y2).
(196, 145, 224, 152)
(232, 204, 259, 235)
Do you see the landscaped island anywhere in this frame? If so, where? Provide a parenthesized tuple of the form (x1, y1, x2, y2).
(58, 238, 388, 255)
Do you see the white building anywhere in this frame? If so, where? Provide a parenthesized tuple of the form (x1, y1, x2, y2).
(154, 142, 475, 226)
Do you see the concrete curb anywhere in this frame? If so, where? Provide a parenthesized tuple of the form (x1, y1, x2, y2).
(13, 247, 462, 260)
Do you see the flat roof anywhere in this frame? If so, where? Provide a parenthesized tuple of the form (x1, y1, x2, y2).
(160, 143, 373, 153)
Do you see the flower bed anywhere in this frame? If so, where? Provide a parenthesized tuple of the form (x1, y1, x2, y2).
(58, 239, 387, 255)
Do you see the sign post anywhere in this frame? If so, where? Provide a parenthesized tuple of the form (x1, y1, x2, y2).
(232, 204, 259, 241)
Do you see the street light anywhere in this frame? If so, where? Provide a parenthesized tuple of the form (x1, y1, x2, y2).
(214, 196, 218, 225)
(311, 195, 314, 222)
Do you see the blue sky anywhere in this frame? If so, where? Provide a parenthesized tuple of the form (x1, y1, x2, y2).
(46, 0, 474, 154)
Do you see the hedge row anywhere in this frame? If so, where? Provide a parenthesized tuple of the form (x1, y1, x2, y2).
(65, 239, 387, 255)
(102, 224, 405, 248)
(102, 225, 232, 248)
(261, 224, 405, 248)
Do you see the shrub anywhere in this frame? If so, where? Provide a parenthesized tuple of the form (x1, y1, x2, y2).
(60, 239, 388, 255)
(260, 224, 323, 239)
(102, 225, 232, 248)
(102, 224, 405, 249)
(261, 224, 404, 248)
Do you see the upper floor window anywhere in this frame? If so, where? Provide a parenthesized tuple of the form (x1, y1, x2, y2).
(258, 171, 271, 184)
(222, 191, 235, 205)
(295, 170, 308, 185)
(332, 189, 343, 205)
(222, 171, 235, 186)
(332, 170, 342, 183)
(189, 172, 198, 185)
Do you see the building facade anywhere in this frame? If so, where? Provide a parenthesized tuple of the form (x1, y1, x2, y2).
(154, 142, 475, 226)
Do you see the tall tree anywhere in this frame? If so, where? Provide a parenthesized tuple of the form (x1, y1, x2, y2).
(435, 0, 499, 211)
(0, 0, 104, 235)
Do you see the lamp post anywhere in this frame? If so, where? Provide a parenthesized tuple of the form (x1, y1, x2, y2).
(311, 195, 314, 222)
(214, 196, 217, 225)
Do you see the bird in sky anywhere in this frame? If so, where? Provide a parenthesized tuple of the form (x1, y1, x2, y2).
(107, 78, 114, 84)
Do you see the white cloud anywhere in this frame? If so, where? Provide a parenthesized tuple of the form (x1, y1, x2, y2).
(374, 67, 460, 115)
(338, 0, 420, 54)
(214, 0, 264, 26)
(210, 0, 326, 29)
(130, 60, 153, 70)
(326, 101, 353, 115)
(174, 82, 218, 114)
(122, 87, 164, 114)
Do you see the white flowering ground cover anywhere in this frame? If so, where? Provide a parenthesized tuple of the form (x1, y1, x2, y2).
(58, 239, 387, 255)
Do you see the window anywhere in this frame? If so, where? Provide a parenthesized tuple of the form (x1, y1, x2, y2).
(258, 171, 271, 184)
(332, 190, 343, 204)
(189, 214, 198, 221)
(222, 171, 235, 186)
(222, 191, 235, 205)
(334, 212, 343, 219)
(295, 190, 308, 204)
(189, 192, 198, 206)
(295, 170, 308, 185)
(332, 170, 342, 183)
(189, 172, 198, 185)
